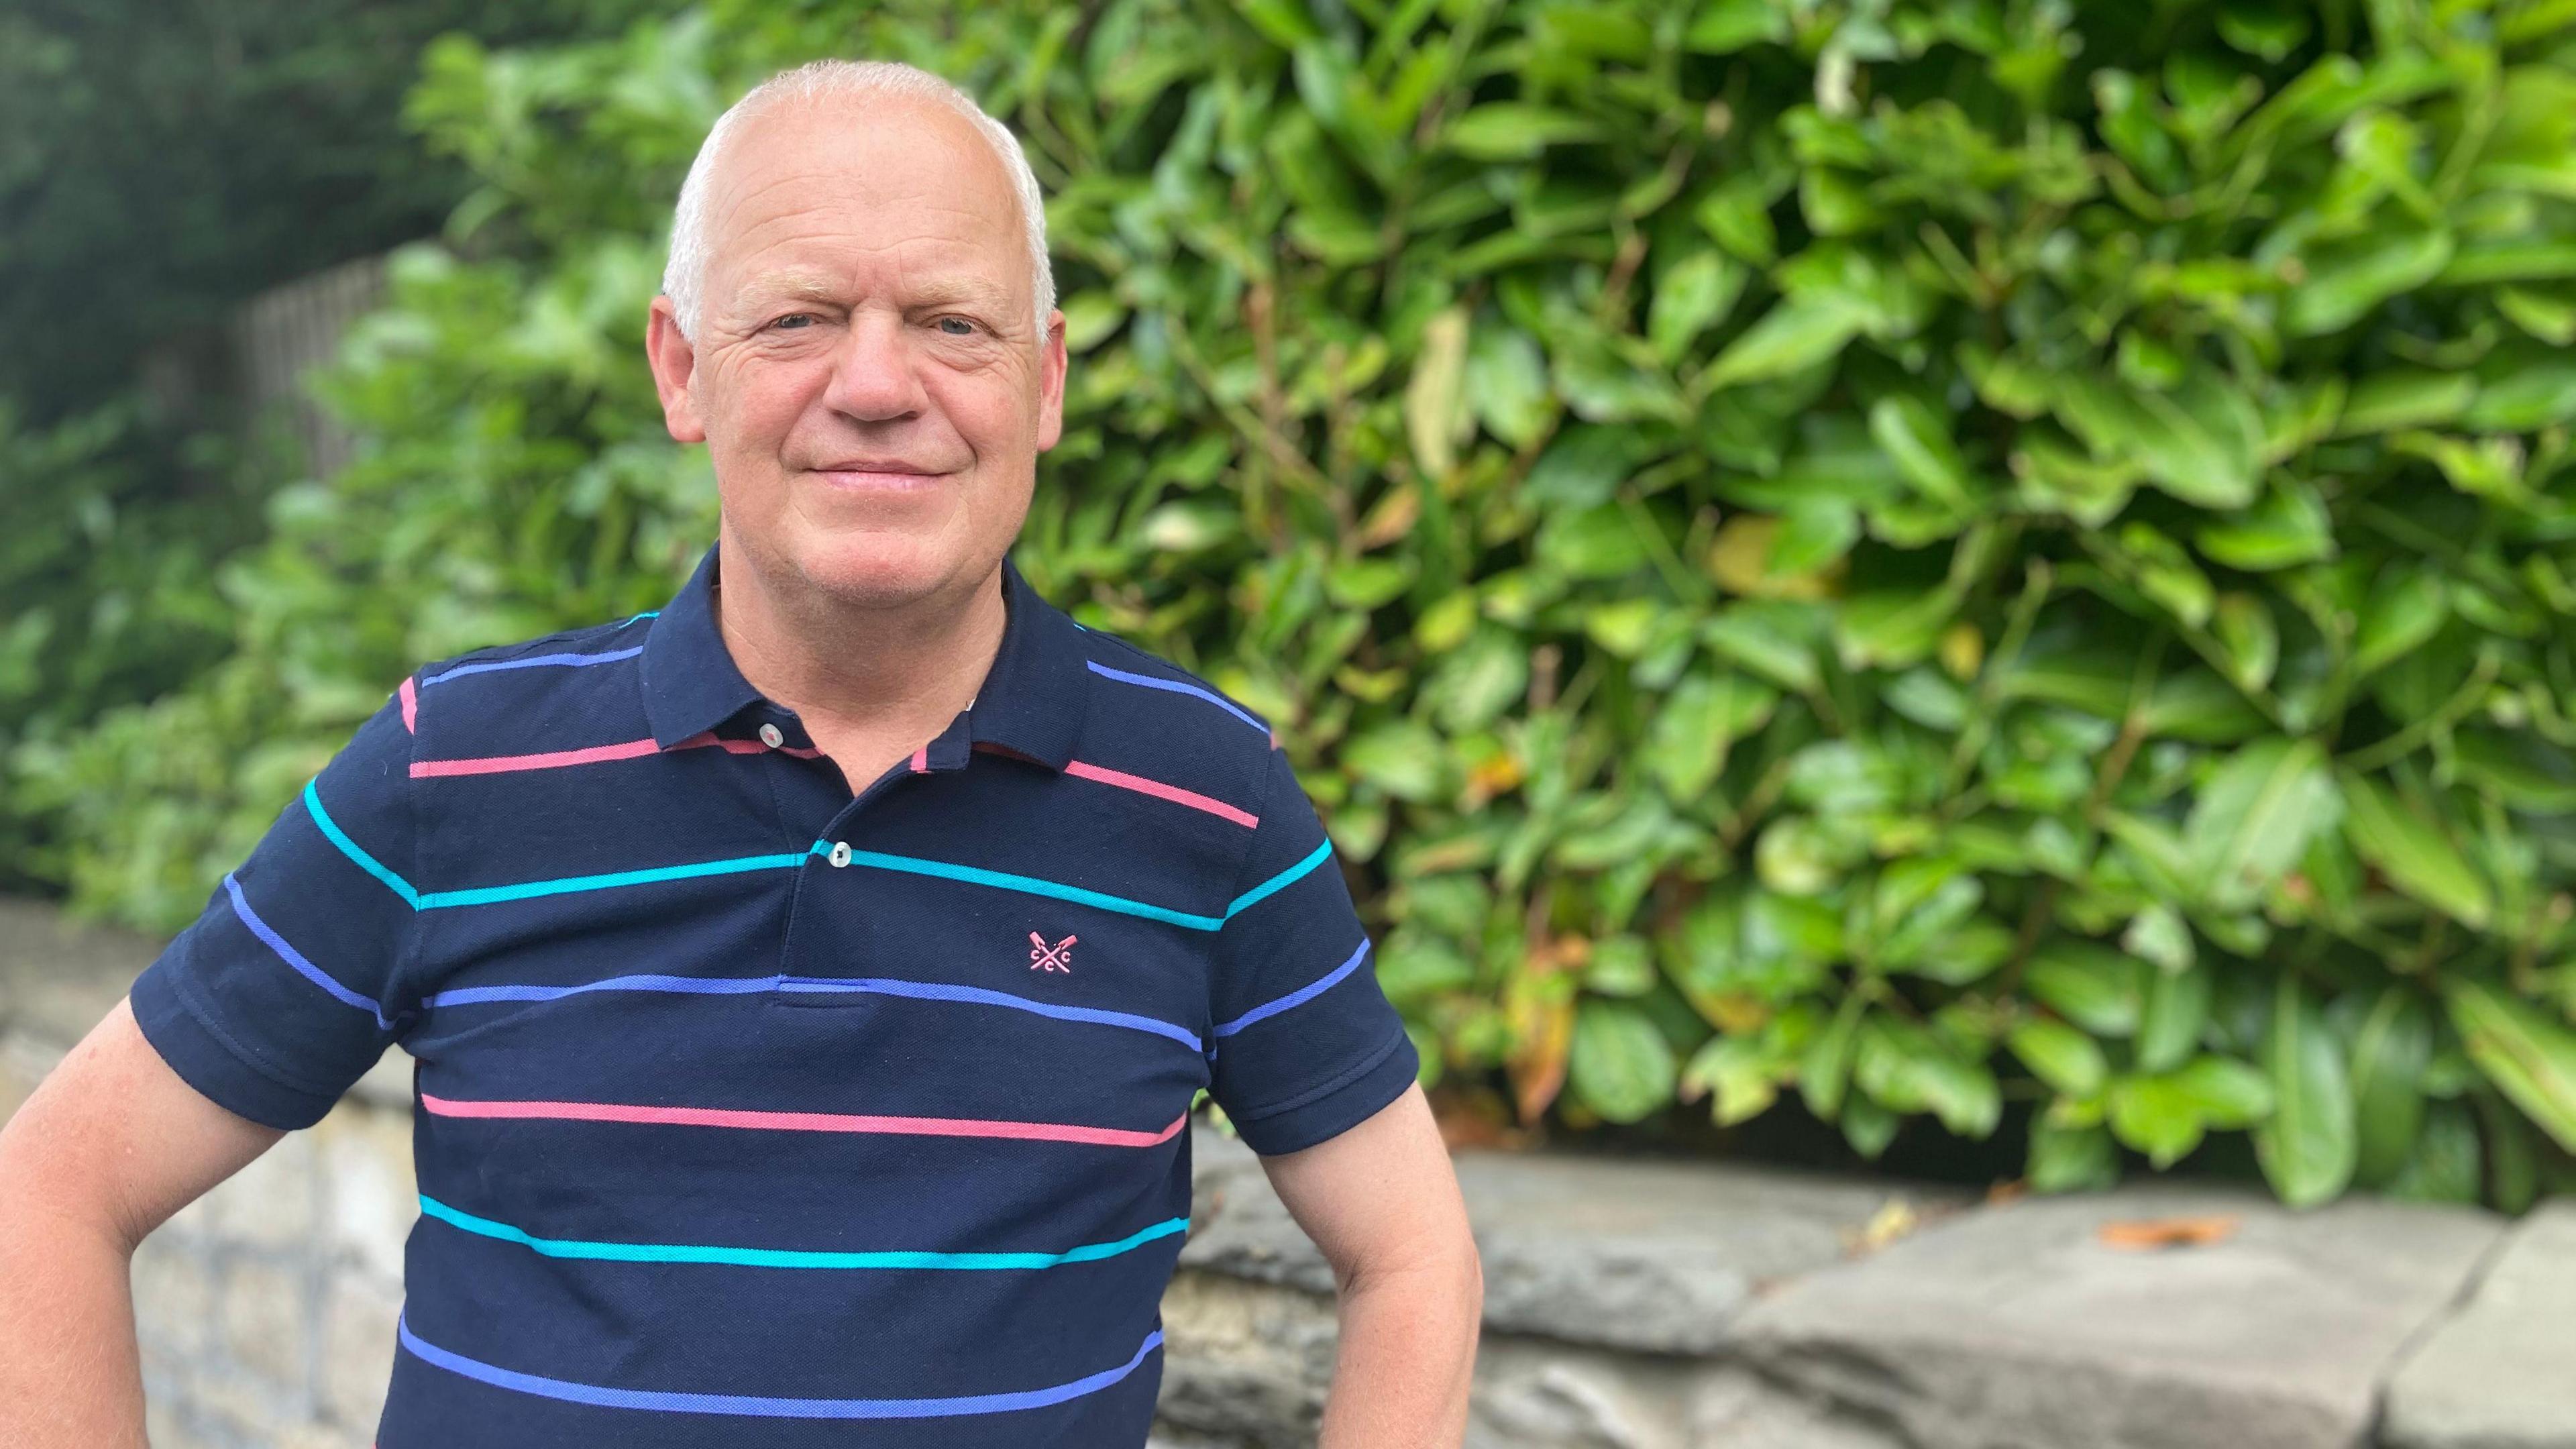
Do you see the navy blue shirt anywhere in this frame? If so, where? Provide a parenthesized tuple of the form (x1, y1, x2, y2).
(129, 539, 1419, 1447)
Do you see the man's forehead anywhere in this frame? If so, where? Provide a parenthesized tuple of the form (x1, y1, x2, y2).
(734, 260, 1018, 311)
(702, 97, 1024, 307)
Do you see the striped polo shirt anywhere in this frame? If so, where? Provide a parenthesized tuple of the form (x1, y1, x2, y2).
(128, 538, 1419, 1447)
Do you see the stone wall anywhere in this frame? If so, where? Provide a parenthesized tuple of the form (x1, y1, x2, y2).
(5, 896, 2571, 1449)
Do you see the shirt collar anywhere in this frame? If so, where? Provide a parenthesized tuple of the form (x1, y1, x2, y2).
(637, 539, 1090, 770)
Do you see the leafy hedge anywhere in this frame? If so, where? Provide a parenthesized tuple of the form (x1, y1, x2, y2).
(23, 0, 2576, 1205)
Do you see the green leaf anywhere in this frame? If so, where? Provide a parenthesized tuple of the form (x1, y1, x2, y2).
(2255, 979, 2358, 1207)
(1649, 251, 1747, 362)
(1856, 1016, 2002, 1138)
(2286, 228, 2455, 336)
(2027, 942, 2148, 1037)
(1568, 1000, 1680, 1123)
(1868, 395, 1975, 508)
(2332, 370, 2477, 437)
(2029, 1116, 2118, 1191)
(2195, 482, 2335, 572)
(1701, 297, 1868, 391)
(2109, 1073, 2209, 1167)
(2053, 372, 2263, 509)
(2337, 771, 2494, 931)
(2444, 981, 2576, 1152)
(1444, 104, 1609, 160)
(1646, 668, 1778, 801)
(2345, 987, 2432, 1185)
(2185, 739, 2339, 912)
(1342, 720, 1450, 803)
(1466, 323, 1554, 448)
(2138, 961, 2214, 1073)
(1684, 0, 1789, 52)
(2352, 568, 2448, 677)
(2008, 1017, 2109, 1097)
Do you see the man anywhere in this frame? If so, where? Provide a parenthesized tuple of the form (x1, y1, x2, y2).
(0, 58, 1482, 1447)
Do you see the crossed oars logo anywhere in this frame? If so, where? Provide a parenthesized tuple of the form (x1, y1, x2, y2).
(1028, 930, 1077, 973)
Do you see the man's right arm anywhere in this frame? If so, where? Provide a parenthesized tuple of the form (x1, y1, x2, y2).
(0, 996, 286, 1448)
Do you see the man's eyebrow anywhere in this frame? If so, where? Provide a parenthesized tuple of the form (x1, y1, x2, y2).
(727, 270, 1018, 316)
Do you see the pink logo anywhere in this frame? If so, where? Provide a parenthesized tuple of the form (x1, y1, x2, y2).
(1028, 931, 1077, 973)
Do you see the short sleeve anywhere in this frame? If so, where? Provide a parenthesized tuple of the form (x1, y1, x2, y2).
(128, 676, 423, 1130)
(1205, 741, 1419, 1156)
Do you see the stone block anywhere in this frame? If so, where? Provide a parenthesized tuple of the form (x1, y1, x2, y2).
(1732, 1184, 2504, 1449)
(0, 895, 164, 1044)
(202, 1130, 318, 1249)
(2381, 1198, 2576, 1449)
(318, 1269, 402, 1434)
(313, 1102, 417, 1282)
(217, 1258, 315, 1397)
(1184, 1126, 1939, 1354)
(1155, 1269, 1338, 1449)
(132, 1230, 219, 1361)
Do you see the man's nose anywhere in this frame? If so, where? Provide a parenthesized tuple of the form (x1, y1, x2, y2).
(821, 311, 927, 422)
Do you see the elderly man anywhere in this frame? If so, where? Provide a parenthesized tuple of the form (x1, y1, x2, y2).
(0, 59, 1482, 1448)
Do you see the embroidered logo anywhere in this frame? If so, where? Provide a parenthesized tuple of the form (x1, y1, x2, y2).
(1028, 931, 1077, 973)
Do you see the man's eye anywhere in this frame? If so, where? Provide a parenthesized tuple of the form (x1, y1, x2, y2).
(769, 314, 815, 331)
(936, 316, 976, 336)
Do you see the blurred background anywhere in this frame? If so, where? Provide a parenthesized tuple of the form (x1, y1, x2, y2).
(1, 0, 2573, 1444)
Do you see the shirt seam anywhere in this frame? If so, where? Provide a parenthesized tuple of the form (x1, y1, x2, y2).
(1224, 1022, 1409, 1124)
(1204, 742, 1286, 1043)
(156, 963, 348, 1102)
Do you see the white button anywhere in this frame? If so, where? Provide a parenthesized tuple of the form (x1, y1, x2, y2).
(757, 723, 784, 749)
(827, 841, 853, 867)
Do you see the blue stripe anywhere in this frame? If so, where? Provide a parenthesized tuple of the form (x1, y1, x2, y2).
(397, 1314, 1162, 1419)
(1225, 838, 1333, 918)
(1213, 938, 1371, 1038)
(420, 645, 644, 686)
(420, 1194, 1190, 1270)
(303, 780, 420, 907)
(221, 872, 396, 1029)
(622, 609, 659, 625)
(417, 853, 810, 909)
(1085, 661, 1269, 734)
(420, 970, 1203, 1050)
(426, 972, 782, 1008)
(776, 976, 1204, 1051)
(815, 841, 1227, 931)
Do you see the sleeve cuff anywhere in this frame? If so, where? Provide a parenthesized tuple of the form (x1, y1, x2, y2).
(1226, 1026, 1419, 1157)
(129, 965, 345, 1131)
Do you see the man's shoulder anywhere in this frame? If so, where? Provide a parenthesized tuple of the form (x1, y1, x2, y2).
(1066, 622, 1280, 753)
(409, 612, 657, 687)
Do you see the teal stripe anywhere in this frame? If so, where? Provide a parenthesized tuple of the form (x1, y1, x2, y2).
(304, 780, 419, 907)
(816, 841, 1227, 931)
(1226, 838, 1332, 919)
(419, 1195, 1190, 1271)
(415, 853, 808, 910)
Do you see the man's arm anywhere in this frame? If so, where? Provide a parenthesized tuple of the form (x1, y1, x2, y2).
(1258, 1081, 1482, 1448)
(0, 996, 285, 1448)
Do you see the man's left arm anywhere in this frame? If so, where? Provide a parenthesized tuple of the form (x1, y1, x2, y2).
(1259, 1081, 1481, 1448)
(1203, 735, 1483, 1444)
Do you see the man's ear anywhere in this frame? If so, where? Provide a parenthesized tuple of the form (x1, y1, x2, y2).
(645, 297, 708, 444)
(1034, 308, 1069, 453)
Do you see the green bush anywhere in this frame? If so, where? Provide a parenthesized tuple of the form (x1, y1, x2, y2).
(26, 0, 2576, 1205)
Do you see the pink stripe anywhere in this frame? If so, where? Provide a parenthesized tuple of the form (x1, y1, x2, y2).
(1063, 759, 1259, 828)
(410, 730, 822, 777)
(419, 1091, 1187, 1148)
(398, 676, 417, 734)
(412, 737, 662, 777)
(910, 744, 930, 773)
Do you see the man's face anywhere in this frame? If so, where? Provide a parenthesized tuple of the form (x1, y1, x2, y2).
(646, 95, 1066, 608)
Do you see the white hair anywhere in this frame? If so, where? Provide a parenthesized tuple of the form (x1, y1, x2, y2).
(660, 59, 1054, 344)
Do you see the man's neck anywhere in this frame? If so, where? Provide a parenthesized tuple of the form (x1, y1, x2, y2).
(709, 534, 1008, 746)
